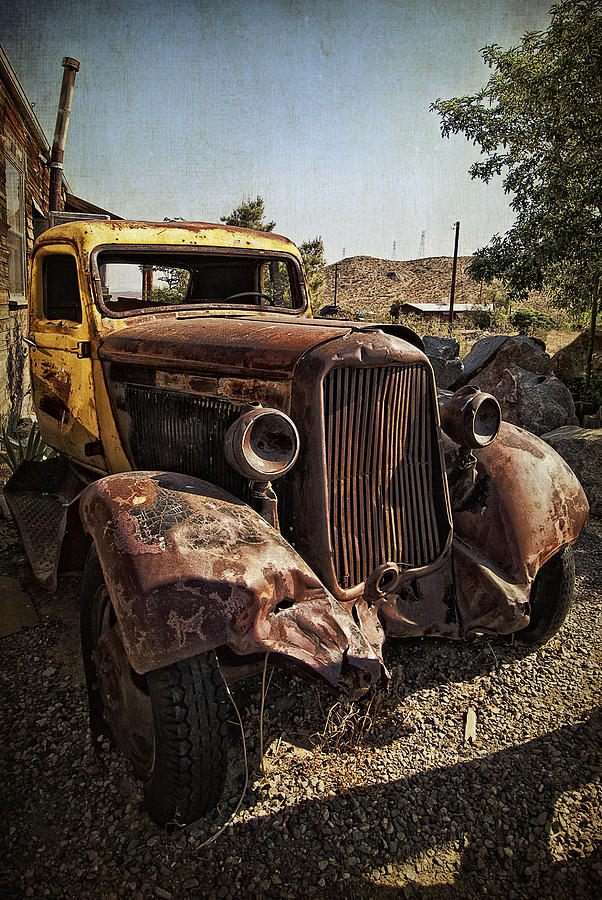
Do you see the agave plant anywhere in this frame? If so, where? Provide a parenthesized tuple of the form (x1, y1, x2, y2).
(0, 423, 56, 473)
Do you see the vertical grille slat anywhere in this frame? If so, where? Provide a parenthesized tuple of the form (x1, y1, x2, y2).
(357, 369, 373, 582)
(410, 370, 426, 562)
(326, 371, 340, 580)
(420, 368, 437, 560)
(390, 368, 404, 563)
(324, 363, 449, 589)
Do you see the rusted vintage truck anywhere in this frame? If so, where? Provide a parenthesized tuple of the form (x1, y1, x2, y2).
(6, 220, 588, 826)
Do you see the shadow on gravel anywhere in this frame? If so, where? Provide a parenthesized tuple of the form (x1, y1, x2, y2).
(204, 709, 602, 899)
(573, 519, 602, 596)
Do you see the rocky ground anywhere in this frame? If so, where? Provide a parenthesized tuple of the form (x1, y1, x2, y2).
(0, 513, 601, 899)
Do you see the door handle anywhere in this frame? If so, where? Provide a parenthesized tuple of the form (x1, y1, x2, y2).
(24, 336, 91, 357)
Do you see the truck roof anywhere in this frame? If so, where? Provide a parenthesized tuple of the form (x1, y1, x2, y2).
(34, 219, 302, 259)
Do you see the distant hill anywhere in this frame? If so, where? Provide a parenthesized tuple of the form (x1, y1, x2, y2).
(318, 255, 549, 320)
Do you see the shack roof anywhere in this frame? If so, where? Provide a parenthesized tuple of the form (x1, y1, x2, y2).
(401, 301, 493, 314)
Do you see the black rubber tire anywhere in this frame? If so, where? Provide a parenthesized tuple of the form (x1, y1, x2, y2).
(515, 546, 575, 645)
(144, 653, 230, 827)
(80, 548, 230, 827)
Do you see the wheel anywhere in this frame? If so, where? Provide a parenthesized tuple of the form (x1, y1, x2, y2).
(80, 548, 230, 827)
(515, 546, 575, 645)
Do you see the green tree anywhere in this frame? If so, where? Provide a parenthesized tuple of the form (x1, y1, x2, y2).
(299, 236, 326, 303)
(220, 196, 276, 231)
(431, 0, 602, 384)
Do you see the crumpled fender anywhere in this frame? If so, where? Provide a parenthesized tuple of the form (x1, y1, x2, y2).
(79, 471, 384, 693)
(446, 422, 589, 635)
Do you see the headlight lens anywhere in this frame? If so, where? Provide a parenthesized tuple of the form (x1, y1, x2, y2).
(471, 395, 501, 447)
(225, 407, 300, 480)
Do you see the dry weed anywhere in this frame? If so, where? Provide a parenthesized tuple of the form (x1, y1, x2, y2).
(310, 664, 405, 752)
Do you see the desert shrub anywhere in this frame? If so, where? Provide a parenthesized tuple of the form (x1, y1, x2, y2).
(563, 374, 602, 408)
(469, 309, 492, 329)
(511, 308, 556, 333)
(150, 286, 184, 305)
(319, 305, 354, 320)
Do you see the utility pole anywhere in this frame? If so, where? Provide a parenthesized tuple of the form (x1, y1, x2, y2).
(449, 221, 460, 325)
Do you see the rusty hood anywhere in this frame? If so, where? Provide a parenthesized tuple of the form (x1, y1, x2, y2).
(98, 315, 424, 379)
(98, 315, 359, 378)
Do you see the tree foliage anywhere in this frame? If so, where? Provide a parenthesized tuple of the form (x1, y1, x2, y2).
(299, 236, 326, 302)
(220, 196, 276, 231)
(431, 0, 602, 320)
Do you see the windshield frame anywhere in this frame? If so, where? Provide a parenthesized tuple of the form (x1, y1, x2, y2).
(90, 244, 308, 318)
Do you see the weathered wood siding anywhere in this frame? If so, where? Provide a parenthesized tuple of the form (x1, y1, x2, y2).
(1, 68, 50, 430)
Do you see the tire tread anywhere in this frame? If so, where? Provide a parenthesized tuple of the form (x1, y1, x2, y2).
(518, 546, 575, 645)
(144, 651, 229, 827)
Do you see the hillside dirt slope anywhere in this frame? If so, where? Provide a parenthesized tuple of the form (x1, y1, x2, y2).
(318, 255, 549, 321)
(319, 255, 479, 318)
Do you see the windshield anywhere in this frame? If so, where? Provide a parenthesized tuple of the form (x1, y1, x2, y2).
(94, 249, 304, 316)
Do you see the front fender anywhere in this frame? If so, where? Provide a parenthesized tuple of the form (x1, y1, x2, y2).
(446, 422, 589, 634)
(79, 471, 384, 692)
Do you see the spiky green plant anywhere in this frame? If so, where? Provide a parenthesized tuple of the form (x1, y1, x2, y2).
(1, 424, 56, 472)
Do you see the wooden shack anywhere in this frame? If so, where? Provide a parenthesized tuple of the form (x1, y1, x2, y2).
(0, 47, 117, 432)
(0, 46, 53, 430)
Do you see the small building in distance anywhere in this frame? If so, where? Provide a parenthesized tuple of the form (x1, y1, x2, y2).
(399, 301, 493, 321)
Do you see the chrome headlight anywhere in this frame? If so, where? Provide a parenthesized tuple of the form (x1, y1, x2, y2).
(440, 386, 501, 449)
(225, 407, 300, 481)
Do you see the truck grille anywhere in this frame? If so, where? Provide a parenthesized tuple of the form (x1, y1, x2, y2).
(124, 384, 249, 499)
(324, 363, 449, 588)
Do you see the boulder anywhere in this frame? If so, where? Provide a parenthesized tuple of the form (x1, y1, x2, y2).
(319, 305, 339, 318)
(453, 334, 548, 389)
(422, 336, 463, 389)
(471, 364, 578, 436)
(542, 426, 602, 515)
(428, 356, 464, 390)
(551, 330, 602, 380)
(422, 335, 460, 360)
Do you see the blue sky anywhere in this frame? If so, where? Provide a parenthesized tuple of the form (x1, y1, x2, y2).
(1, 0, 553, 263)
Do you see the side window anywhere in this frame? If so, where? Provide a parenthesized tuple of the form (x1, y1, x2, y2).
(43, 255, 82, 323)
(6, 158, 26, 299)
(261, 261, 294, 308)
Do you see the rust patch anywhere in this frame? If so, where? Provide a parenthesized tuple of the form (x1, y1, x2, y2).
(218, 377, 291, 408)
(379, 557, 460, 638)
(443, 422, 588, 633)
(39, 361, 71, 405)
(38, 391, 70, 422)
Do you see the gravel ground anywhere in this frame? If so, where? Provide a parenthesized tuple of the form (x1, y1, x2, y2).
(0, 514, 600, 899)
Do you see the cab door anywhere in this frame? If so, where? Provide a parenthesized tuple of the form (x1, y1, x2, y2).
(28, 243, 106, 471)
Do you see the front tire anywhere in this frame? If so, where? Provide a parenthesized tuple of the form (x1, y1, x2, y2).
(144, 653, 230, 827)
(80, 548, 230, 827)
(515, 546, 575, 645)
